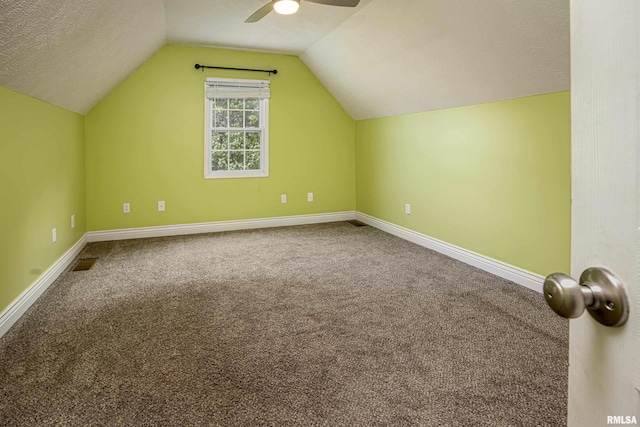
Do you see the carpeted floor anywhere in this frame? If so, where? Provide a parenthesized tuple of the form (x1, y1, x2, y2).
(0, 222, 568, 426)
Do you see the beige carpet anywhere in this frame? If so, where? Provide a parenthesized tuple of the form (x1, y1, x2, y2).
(0, 222, 568, 426)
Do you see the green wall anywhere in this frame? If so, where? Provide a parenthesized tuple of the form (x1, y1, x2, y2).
(0, 43, 570, 317)
(355, 92, 571, 276)
(0, 86, 86, 312)
(85, 45, 355, 231)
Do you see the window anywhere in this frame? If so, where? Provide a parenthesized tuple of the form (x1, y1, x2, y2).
(204, 77, 269, 179)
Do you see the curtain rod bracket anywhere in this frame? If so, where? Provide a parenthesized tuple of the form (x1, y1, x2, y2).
(194, 64, 277, 76)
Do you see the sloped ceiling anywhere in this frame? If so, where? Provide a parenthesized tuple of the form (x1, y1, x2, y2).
(164, 0, 373, 55)
(0, 0, 569, 118)
(0, 0, 166, 114)
(0, 0, 370, 114)
(301, 0, 570, 120)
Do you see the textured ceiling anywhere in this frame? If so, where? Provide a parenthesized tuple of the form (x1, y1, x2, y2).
(0, 0, 570, 118)
(164, 0, 373, 54)
(301, 0, 570, 120)
(0, 0, 166, 114)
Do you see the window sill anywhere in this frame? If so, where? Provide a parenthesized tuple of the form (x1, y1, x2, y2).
(205, 171, 269, 179)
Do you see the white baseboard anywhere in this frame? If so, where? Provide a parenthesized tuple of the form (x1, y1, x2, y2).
(1, 211, 539, 340)
(1, 212, 356, 339)
(355, 212, 544, 293)
(87, 211, 357, 242)
(0, 234, 87, 339)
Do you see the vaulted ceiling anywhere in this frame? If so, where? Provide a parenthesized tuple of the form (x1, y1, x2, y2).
(302, 0, 570, 120)
(0, 0, 569, 119)
(0, 0, 166, 115)
(165, 0, 373, 54)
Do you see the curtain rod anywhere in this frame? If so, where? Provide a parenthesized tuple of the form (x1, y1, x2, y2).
(195, 64, 278, 75)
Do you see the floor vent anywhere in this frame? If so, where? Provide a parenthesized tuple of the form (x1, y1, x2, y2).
(72, 258, 98, 271)
(347, 220, 368, 227)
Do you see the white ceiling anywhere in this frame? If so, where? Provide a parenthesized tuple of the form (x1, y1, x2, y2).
(0, 0, 569, 118)
(301, 0, 570, 120)
(164, 0, 373, 55)
(0, 0, 166, 114)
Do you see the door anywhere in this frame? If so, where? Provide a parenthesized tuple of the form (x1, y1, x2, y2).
(569, 1, 639, 425)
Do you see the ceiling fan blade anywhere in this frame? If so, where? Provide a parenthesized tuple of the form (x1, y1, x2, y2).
(245, 2, 274, 23)
(304, 0, 360, 7)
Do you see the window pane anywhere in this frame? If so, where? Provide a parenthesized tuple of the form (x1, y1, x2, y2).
(229, 98, 243, 110)
(245, 111, 259, 128)
(246, 132, 260, 150)
(245, 98, 259, 110)
(214, 110, 228, 128)
(211, 132, 228, 150)
(214, 99, 228, 110)
(211, 151, 228, 171)
(229, 151, 244, 170)
(206, 86, 267, 178)
(229, 132, 244, 150)
(246, 151, 260, 170)
(229, 111, 243, 128)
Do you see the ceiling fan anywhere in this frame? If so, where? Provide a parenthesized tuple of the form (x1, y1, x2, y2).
(245, 0, 360, 23)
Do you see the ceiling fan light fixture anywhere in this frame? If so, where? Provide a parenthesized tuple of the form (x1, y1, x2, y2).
(273, 0, 300, 15)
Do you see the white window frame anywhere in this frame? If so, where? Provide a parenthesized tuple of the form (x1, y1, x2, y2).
(204, 78, 269, 179)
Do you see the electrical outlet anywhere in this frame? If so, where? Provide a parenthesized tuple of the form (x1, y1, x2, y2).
(307, 192, 314, 202)
(71, 214, 75, 229)
(405, 203, 411, 215)
(158, 201, 165, 212)
(281, 194, 287, 204)
(52, 228, 57, 243)
(123, 203, 130, 213)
